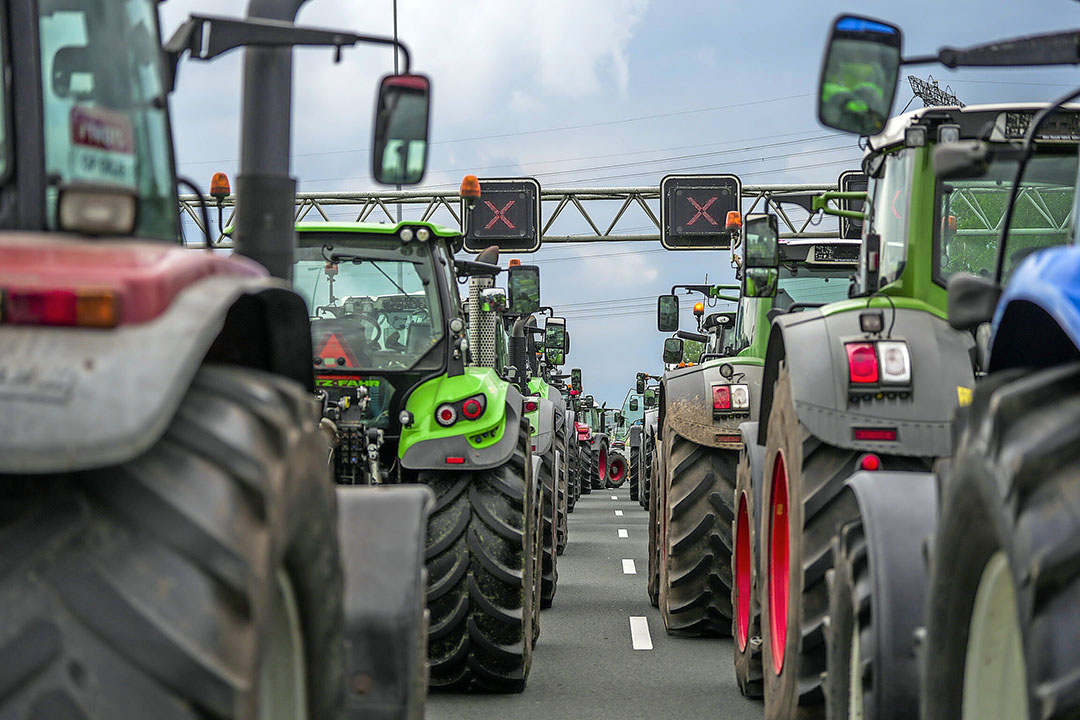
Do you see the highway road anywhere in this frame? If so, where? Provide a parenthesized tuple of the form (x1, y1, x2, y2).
(428, 486, 762, 720)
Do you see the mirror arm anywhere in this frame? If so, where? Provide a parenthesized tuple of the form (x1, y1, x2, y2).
(676, 330, 708, 343)
(454, 258, 503, 277)
(812, 191, 868, 220)
(165, 14, 412, 91)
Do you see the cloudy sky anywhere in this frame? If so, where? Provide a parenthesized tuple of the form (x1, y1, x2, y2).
(161, 0, 1080, 407)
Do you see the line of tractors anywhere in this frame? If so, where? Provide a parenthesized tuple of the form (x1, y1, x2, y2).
(2, 2, 1079, 719)
(631, 15, 1080, 720)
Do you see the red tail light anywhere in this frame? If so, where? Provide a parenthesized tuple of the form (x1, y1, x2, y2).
(858, 453, 881, 471)
(445, 457, 465, 464)
(713, 385, 731, 410)
(436, 404, 457, 426)
(854, 428, 897, 442)
(524, 399, 539, 412)
(5, 288, 119, 328)
(846, 343, 879, 384)
(462, 394, 486, 420)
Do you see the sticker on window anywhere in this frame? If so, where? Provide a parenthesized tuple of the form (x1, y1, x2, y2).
(69, 107, 135, 188)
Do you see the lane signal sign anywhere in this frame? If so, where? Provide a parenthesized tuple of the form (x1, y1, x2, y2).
(661, 174, 742, 250)
(463, 177, 541, 253)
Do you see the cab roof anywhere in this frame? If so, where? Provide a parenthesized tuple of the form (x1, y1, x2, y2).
(869, 102, 1080, 150)
(294, 220, 461, 238)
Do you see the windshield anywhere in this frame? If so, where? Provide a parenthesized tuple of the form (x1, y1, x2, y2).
(734, 263, 853, 351)
(866, 148, 915, 288)
(935, 151, 1077, 285)
(293, 233, 444, 372)
(38, 0, 177, 241)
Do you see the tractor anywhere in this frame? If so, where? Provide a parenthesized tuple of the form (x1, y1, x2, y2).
(651, 216, 859, 642)
(770, 16, 1080, 720)
(0, 1, 437, 718)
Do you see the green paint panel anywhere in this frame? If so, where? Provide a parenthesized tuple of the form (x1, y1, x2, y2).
(399, 367, 510, 458)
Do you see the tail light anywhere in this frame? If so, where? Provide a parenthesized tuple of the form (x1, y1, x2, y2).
(461, 394, 486, 420)
(858, 453, 881, 471)
(845, 343, 879, 384)
(4, 288, 119, 328)
(713, 385, 731, 410)
(436, 404, 457, 426)
(713, 383, 750, 412)
(524, 398, 540, 412)
(854, 428, 897, 442)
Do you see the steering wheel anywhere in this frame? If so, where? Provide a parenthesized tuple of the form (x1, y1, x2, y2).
(315, 305, 345, 319)
(347, 313, 382, 343)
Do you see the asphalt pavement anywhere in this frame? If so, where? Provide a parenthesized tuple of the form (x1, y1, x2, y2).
(427, 485, 762, 720)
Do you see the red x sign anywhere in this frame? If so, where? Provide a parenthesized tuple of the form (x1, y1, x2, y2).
(687, 196, 718, 226)
(484, 200, 516, 230)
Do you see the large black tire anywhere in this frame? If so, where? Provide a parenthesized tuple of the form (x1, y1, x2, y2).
(647, 435, 665, 608)
(539, 448, 559, 608)
(579, 445, 593, 495)
(423, 416, 537, 692)
(641, 432, 653, 510)
(555, 424, 569, 555)
(823, 509, 868, 720)
(733, 446, 764, 698)
(591, 440, 608, 490)
(0, 365, 345, 720)
(629, 445, 640, 501)
(566, 432, 578, 514)
(760, 362, 859, 720)
(924, 364, 1080, 720)
(660, 434, 736, 637)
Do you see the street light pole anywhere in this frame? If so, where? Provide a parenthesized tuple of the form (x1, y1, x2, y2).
(393, 0, 402, 224)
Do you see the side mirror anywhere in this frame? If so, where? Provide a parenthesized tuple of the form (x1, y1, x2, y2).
(572, 367, 582, 388)
(545, 316, 568, 352)
(508, 264, 541, 314)
(480, 287, 508, 313)
(645, 392, 657, 409)
(583, 394, 594, 409)
(372, 74, 431, 185)
(635, 373, 646, 394)
(663, 337, 684, 365)
(742, 268, 779, 299)
(817, 15, 902, 136)
(744, 214, 780, 268)
(947, 273, 1002, 331)
(616, 411, 625, 424)
(630, 398, 639, 412)
(657, 294, 679, 332)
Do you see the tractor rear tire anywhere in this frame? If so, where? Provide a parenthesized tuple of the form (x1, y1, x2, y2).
(733, 446, 764, 698)
(539, 449, 559, 608)
(641, 433, 653, 510)
(647, 437, 664, 608)
(566, 436, 578, 514)
(579, 446, 593, 495)
(924, 363, 1080, 720)
(629, 446, 640, 501)
(555, 425, 569, 555)
(0, 365, 345, 720)
(660, 434, 736, 637)
(760, 362, 860, 720)
(424, 416, 536, 692)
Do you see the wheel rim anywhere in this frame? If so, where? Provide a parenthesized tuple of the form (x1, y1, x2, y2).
(962, 551, 1028, 720)
(258, 569, 308, 720)
(849, 612, 863, 720)
(735, 493, 752, 650)
(611, 458, 624, 483)
(768, 452, 790, 674)
(599, 448, 608, 482)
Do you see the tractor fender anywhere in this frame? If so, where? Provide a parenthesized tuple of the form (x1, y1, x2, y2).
(841, 471, 937, 719)
(988, 246, 1080, 371)
(401, 385, 524, 471)
(532, 397, 555, 456)
(336, 484, 433, 720)
(0, 275, 311, 474)
(757, 307, 975, 456)
(737, 422, 766, 515)
(547, 385, 566, 426)
(628, 424, 642, 448)
(661, 359, 764, 449)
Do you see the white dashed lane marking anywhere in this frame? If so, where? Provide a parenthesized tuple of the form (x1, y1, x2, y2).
(629, 616, 653, 650)
(614, 510, 624, 517)
(611, 495, 618, 500)
(622, 559, 637, 574)
(618, 528, 629, 538)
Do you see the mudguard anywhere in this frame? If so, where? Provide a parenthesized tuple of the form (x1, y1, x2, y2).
(628, 425, 642, 448)
(841, 471, 937, 720)
(738, 422, 766, 516)
(0, 275, 310, 473)
(401, 384, 524, 470)
(336, 484, 433, 720)
(531, 397, 556, 456)
(989, 246, 1080, 371)
(759, 305, 975, 456)
(661, 358, 764, 450)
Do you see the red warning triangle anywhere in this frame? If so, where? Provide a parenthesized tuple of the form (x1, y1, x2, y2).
(316, 332, 360, 369)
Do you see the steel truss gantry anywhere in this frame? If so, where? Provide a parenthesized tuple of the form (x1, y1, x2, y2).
(179, 183, 849, 248)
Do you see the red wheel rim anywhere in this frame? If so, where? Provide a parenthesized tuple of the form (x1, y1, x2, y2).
(768, 452, 790, 674)
(599, 448, 608, 482)
(735, 492, 751, 650)
(611, 459, 624, 483)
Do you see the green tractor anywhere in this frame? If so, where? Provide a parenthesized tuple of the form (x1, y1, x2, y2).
(650, 216, 859, 641)
(740, 17, 1080, 719)
(293, 220, 546, 693)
